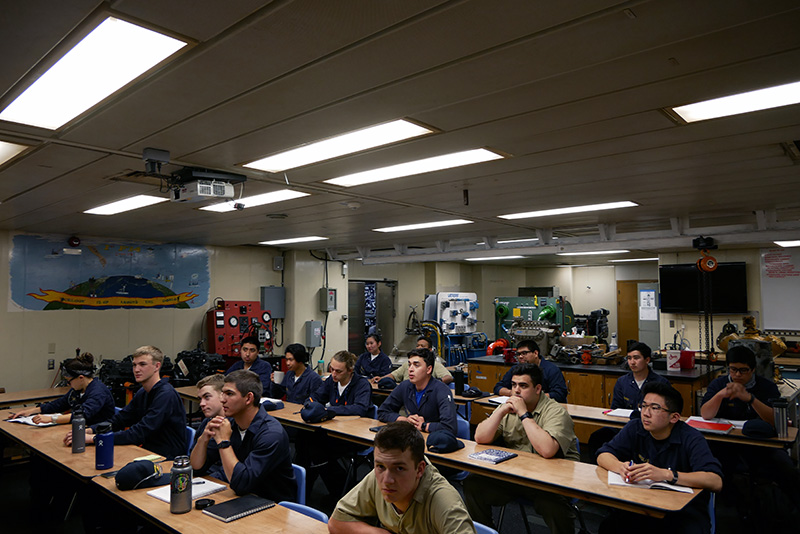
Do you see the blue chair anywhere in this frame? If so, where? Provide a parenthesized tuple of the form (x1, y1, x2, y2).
(185, 426, 196, 455)
(709, 492, 716, 534)
(451, 415, 471, 482)
(474, 522, 499, 534)
(293, 463, 307, 505)
(343, 405, 378, 493)
(114, 406, 122, 414)
(279, 501, 328, 523)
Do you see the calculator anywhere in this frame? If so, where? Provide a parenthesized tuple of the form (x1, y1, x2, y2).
(468, 449, 518, 464)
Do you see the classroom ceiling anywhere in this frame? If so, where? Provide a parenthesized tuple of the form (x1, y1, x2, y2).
(2, 0, 800, 266)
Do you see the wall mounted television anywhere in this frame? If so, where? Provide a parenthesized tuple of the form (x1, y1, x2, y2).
(659, 262, 748, 314)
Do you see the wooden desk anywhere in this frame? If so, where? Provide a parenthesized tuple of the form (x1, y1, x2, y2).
(0, 387, 70, 410)
(93, 469, 329, 534)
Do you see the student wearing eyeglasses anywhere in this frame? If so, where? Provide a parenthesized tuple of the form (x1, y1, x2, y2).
(493, 340, 568, 402)
(597, 382, 722, 534)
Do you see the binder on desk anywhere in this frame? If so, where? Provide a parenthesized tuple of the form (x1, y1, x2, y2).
(202, 494, 275, 523)
(686, 418, 733, 434)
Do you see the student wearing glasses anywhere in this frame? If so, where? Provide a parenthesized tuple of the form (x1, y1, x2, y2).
(597, 382, 723, 534)
(493, 340, 567, 402)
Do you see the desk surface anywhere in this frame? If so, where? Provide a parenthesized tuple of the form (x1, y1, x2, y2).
(93, 470, 329, 534)
(0, 387, 70, 409)
(269, 402, 698, 518)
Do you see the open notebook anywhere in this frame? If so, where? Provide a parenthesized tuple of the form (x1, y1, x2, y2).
(146, 477, 226, 503)
(608, 471, 693, 493)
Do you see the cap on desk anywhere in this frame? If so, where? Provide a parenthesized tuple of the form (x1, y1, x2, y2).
(116, 460, 170, 490)
(300, 400, 336, 424)
(426, 430, 465, 453)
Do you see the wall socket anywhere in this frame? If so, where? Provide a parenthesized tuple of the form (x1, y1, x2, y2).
(669, 320, 675, 328)
(47, 359, 55, 370)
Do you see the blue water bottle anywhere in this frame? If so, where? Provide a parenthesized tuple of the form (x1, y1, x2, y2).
(95, 422, 114, 470)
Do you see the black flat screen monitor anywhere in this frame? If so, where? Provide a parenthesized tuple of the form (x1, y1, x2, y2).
(659, 262, 748, 314)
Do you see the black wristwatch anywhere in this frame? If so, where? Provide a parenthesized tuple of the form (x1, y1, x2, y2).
(667, 468, 678, 485)
(747, 393, 755, 405)
(217, 440, 232, 449)
(519, 412, 533, 422)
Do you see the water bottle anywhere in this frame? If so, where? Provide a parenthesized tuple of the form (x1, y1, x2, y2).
(773, 398, 789, 438)
(453, 369, 466, 396)
(316, 359, 326, 376)
(71, 407, 85, 454)
(609, 333, 618, 352)
(95, 422, 114, 470)
(170, 455, 192, 514)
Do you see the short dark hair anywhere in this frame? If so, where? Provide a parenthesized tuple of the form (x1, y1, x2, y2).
(408, 348, 435, 369)
(285, 343, 309, 365)
(416, 336, 432, 349)
(516, 339, 540, 354)
(627, 342, 652, 360)
(509, 363, 543, 387)
(366, 333, 382, 344)
(641, 381, 683, 414)
(727, 345, 756, 369)
(224, 370, 262, 402)
(240, 336, 261, 350)
(64, 352, 95, 379)
(374, 421, 425, 464)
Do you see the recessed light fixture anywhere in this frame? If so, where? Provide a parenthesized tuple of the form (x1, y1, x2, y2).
(84, 195, 168, 215)
(0, 141, 28, 166)
(556, 250, 630, 256)
(373, 219, 473, 233)
(201, 190, 309, 212)
(476, 237, 539, 245)
(465, 256, 525, 261)
(775, 240, 800, 248)
(608, 257, 659, 263)
(499, 201, 637, 220)
(325, 149, 503, 187)
(244, 120, 433, 172)
(671, 80, 800, 123)
(259, 236, 328, 245)
(0, 17, 187, 130)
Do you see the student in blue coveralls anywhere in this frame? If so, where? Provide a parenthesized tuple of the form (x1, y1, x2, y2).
(299, 350, 371, 499)
(597, 381, 723, 534)
(354, 333, 393, 378)
(191, 370, 296, 502)
(271, 343, 323, 403)
(226, 336, 272, 397)
(189, 374, 225, 478)
(700, 345, 800, 518)
(11, 352, 114, 425)
(377, 348, 457, 435)
(493, 339, 568, 403)
(64, 345, 186, 459)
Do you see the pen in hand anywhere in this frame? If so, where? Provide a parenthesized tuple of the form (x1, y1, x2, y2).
(625, 460, 633, 483)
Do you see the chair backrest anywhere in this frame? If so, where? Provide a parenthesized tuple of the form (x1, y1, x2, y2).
(114, 406, 122, 414)
(709, 492, 716, 534)
(456, 415, 470, 440)
(279, 501, 328, 523)
(369, 404, 378, 419)
(474, 521, 499, 534)
(292, 463, 307, 505)
(185, 426, 196, 455)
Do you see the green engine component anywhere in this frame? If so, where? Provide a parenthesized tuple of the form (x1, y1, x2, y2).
(493, 296, 575, 342)
(538, 304, 556, 320)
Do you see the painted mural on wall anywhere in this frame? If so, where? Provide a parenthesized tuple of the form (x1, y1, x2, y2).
(10, 234, 210, 310)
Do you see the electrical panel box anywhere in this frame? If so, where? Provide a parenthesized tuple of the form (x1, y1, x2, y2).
(423, 292, 479, 334)
(305, 320, 323, 347)
(260, 286, 286, 319)
(206, 300, 273, 356)
(319, 287, 337, 312)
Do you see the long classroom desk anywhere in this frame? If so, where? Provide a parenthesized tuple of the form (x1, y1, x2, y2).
(0, 386, 70, 410)
(269, 401, 700, 518)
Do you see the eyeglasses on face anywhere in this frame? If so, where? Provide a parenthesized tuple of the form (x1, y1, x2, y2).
(637, 402, 672, 413)
(516, 350, 533, 356)
(728, 366, 752, 375)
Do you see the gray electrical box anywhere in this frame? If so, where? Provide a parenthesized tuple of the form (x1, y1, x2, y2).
(260, 286, 286, 319)
(305, 320, 323, 347)
(319, 287, 337, 312)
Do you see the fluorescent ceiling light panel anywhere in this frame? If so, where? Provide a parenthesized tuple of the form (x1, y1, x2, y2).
(325, 149, 503, 187)
(672, 81, 800, 123)
(476, 237, 539, 245)
(373, 219, 473, 233)
(499, 201, 637, 220)
(201, 189, 309, 212)
(84, 194, 167, 215)
(260, 236, 328, 246)
(775, 240, 800, 248)
(608, 257, 659, 263)
(0, 17, 186, 129)
(0, 141, 28, 165)
(465, 256, 524, 261)
(244, 120, 433, 172)
(556, 250, 630, 256)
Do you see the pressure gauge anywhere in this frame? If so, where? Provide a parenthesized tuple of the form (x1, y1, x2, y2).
(229, 316, 238, 327)
(262, 312, 271, 322)
(263, 330, 272, 340)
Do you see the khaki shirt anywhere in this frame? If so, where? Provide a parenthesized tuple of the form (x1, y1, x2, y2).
(391, 360, 452, 383)
(493, 394, 580, 460)
(331, 460, 475, 534)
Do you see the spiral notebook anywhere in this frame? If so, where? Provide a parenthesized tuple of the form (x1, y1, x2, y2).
(202, 494, 275, 523)
(146, 478, 226, 503)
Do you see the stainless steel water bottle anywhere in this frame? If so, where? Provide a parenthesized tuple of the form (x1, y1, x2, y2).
(71, 407, 85, 454)
(170, 455, 192, 514)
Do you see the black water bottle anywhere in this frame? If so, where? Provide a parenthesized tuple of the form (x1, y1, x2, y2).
(454, 369, 465, 395)
(71, 407, 85, 454)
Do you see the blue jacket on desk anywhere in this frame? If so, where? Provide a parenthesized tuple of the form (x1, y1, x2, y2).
(226, 357, 273, 398)
(271, 366, 323, 404)
(39, 379, 115, 426)
(354, 351, 393, 378)
(312, 372, 371, 416)
(494, 358, 568, 403)
(91, 377, 186, 459)
(377, 379, 457, 434)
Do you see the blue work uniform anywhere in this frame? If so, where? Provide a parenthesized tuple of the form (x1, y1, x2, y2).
(91, 378, 186, 459)
(493, 358, 568, 403)
(312, 372, 371, 416)
(354, 351, 393, 378)
(271, 366, 323, 404)
(612, 368, 670, 412)
(39, 379, 115, 426)
(377, 378, 457, 434)
(226, 357, 273, 397)
(191, 417, 223, 479)
(702, 374, 781, 420)
(197, 405, 296, 502)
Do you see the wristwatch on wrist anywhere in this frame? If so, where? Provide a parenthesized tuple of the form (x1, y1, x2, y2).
(747, 393, 755, 405)
(217, 440, 232, 449)
(667, 468, 678, 485)
(519, 412, 533, 422)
